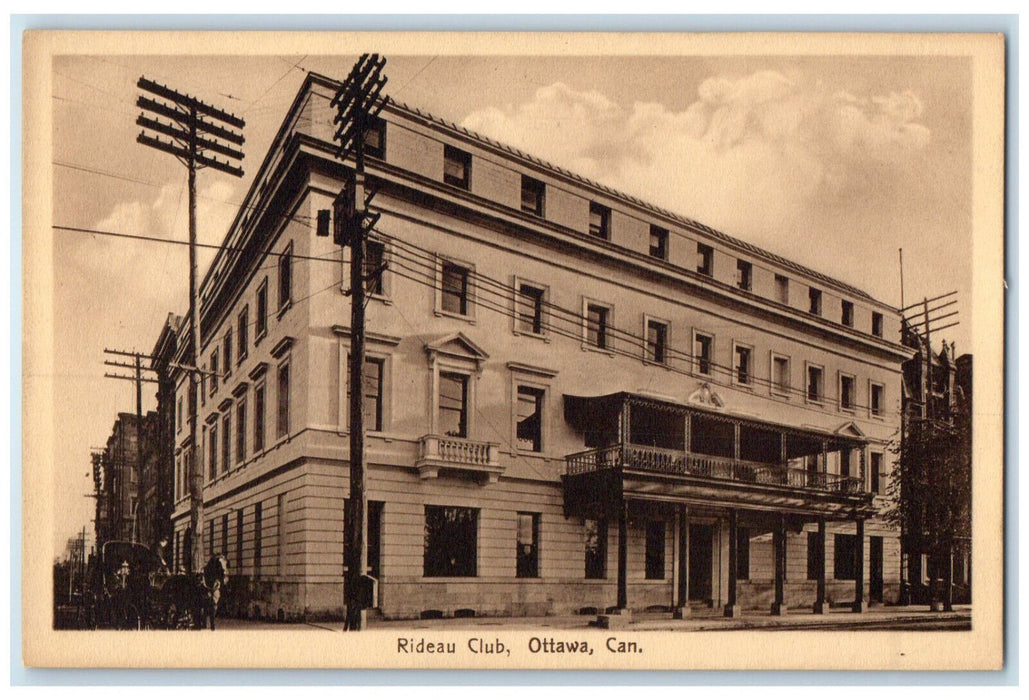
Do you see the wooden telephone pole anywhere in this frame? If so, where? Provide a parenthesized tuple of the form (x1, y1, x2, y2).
(136, 77, 244, 573)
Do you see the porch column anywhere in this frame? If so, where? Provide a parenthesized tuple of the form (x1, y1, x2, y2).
(771, 514, 787, 616)
(620, 401, 631, 445)
(724, 509, 740, 618)
(674, 505, 690, 618)
(617, 500, 628, 611)
(813, 518, 827, 614)
(852, 518, 867, 612)
(684, 413, 691, 455)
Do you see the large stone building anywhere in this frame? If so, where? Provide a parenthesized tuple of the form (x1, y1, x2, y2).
(166, 72, 910, 621)
(94, 411, 156, 545)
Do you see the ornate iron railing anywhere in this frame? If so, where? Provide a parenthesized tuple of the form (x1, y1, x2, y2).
(565, 444, 865, 495)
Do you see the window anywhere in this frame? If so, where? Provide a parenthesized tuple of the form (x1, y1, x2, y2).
(736, 527, 750, 580)
(516, 283, 545, 335)
(276, 361, 290, 439)
(253, 381, 266, 453)
(516, 512, 540, 578)
(734, 344, 753, 385)
(697, 243, 713, 276)
(586, 303, 609, 349)
(364, 240, 386, 296)
(235, 509, 244, 571)
(870, 382, 885, 417)
(177, 396, 183, 433)
(254, 501, 263, 579)
(646, 319, 668, 364)
(278, 243, 292, 310)
(841, 300, 854, 327)
(237, 306, 249, 363)
(367, 501, 383, 579)
(775, 274, 789, 304)
(438, 371, 468, 438)
(807, 364, 824, 403)
(834, 533, 858, 580)
(840, 374, 855, 411)
(256, 278, 268, 340)
(441, 261, 470, 316)
(649, 225, 668, 260)
(872, 312, 884, 338)
(424, 505, 478, 577)
(694, 332, 713, 376)
(771, 354, 790, 395)
(277, 493, 287, 575)
(736, 260, 753, 291)
(870, 452, 884, 495)
(809, 287, 822, 316)
(516, 386, 544, 452)
(521, 175, 545, 216)
(840, 449, 852, 478)
(587, 201, 611, 240)
(363, 115, 386, 159)
(807, 531, 823, 580)
(221, 513, 228, 558)
(645, 521, 665, 580)
(210, 350, 219, 395)
(235, 397, 246, 464)
(221, 412, 231, 475)
(348, 356, 385, 432)
(208, 423, 217, 480)
(443, 145, 471, 189)
(223, 330, 233, 376)
(584, 518, 607, 579)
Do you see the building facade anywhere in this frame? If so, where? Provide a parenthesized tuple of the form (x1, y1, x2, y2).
(167, 73, 911, 620)
(94, 411, 156, 545)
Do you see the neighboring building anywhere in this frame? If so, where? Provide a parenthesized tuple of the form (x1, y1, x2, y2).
(94, 411, 156, 545)
(166, 72, 910, 621)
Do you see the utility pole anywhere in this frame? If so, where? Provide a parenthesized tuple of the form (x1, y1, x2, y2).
(136, 77, 244, 573)
(330, 54, 388, 631)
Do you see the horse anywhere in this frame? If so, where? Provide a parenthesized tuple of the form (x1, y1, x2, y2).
(159, 554, 229, 630)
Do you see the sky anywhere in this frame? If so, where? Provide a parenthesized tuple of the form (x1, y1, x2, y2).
(48, 52, 974, 551)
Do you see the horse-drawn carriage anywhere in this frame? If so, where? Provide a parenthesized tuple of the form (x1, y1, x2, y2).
(80, 540, 228, 630)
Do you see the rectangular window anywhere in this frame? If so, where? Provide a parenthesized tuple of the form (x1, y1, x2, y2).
(364, 240, 385, 296)
(423, 505, 478, 577)
(235, 397, 247, 464)
(734, 344, 752, 385)
(588, 202, 611, 239)
(516, 512, 540, 578)
(277, 493, 287, 575)
(645, 521, 666, 580)
(834, 533, 858, 580)
(516, 283, 545, 335)
(516, 386, 544, 452)
(221, 412, 231, 475)
(736, 260, 753, 291)
(586, 304, 609, 349)
(224, 330, 233, 376)
(236, 509, 244, 571)
(842, 300, 854, 327)
(840, 449, 852, 478)
(772, 355, 790, 394)
(807, 365, 824, 402)
(649, 225, 668, 260)
(521, 175, 545, 216)
(870, 382, 885, 417)
(443, 145, 471, 189)
(807, 531, 822, 581)
(221, 513, 228, 558)
(237, 306, 249, 362)
(363, 115, 386, 159)
(809, 287, 822, 316)
(254, 501, 262, 579)
(367, 500, 383, 579)
(584, 518, 607, 579)
(870, 452, 884, 495)
(177, 396, 183, 432)
(872, 312, 884, 338)
(278, 243, 292, 310)
(736, 527, 750, 580)
(256, 278, 268, 340)
(840, 374, 855, 410)
(253, 382, 266, 452)
(694, 332, 713, 376)
(348, 356, 384, 432)
(438, 371, 468, 438)
(210, 350, 219, 395)
(208, 423, 217, 480)
(276, 361, 290, 439)
(775, 274, 790, 304)
(646, 319, 668, 364)
(697, 243, 713, 276)
(441, 261, 470, 315)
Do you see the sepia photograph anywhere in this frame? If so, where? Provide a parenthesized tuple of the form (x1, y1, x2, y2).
(21, 30, 1005, 670)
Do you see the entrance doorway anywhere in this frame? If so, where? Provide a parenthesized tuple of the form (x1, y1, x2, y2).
(870, 536, 884, 604)
(688, 523, 713, 603)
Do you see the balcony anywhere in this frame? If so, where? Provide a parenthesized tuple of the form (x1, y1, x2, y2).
(415, 434, 503, 483)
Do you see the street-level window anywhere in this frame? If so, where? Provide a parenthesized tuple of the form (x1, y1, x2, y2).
(586, 304, 609, 349)
(646, 319, 668, 364)
(253, 381, 266, 453)
(516, 385, 544, 452)
(736, 260, 753, 291)
(872, 312, 884, 338)
(807, 531, 822, 580)
(809, 287, 823, 316)
(367, 500, 383, 579)
(517, 283, 545, 335)
(235, 509, 244, 571)
(645, 521, 665, 580)
(443, 145, 471, 189)
(697, 243, 713, 276)
(237, 306, 249, 363)
(424, 505, 478, 577)
(807, 365, 824, 402)
(694, 332, 713, 376)
(221, 514, 228, 558)
(516, 512, 540, 578)
(521, 175, 545, 216)
(834, 533, 858, 580)
(737, 527, 751, 580)
(870, 382, 885, 417)
(584, 518, 607, 579)
(254, 501, 262, 579)
(589, 202, 611, 239)
(842, 300, 854, 327)
(276, 361, 290, 439)
(438, 371, 469, 438)
(775, 274, 790, 304)
(649, 225, 668, 260)
(734, 344, 753, 385)
(441, 261, 470, 316)
(256, 278, 268, 340)
(840, 374, 855, 411)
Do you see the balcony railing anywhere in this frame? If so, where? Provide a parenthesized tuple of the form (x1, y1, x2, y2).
(416, 434, 503, 483)
(565, 444, 865, 495)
